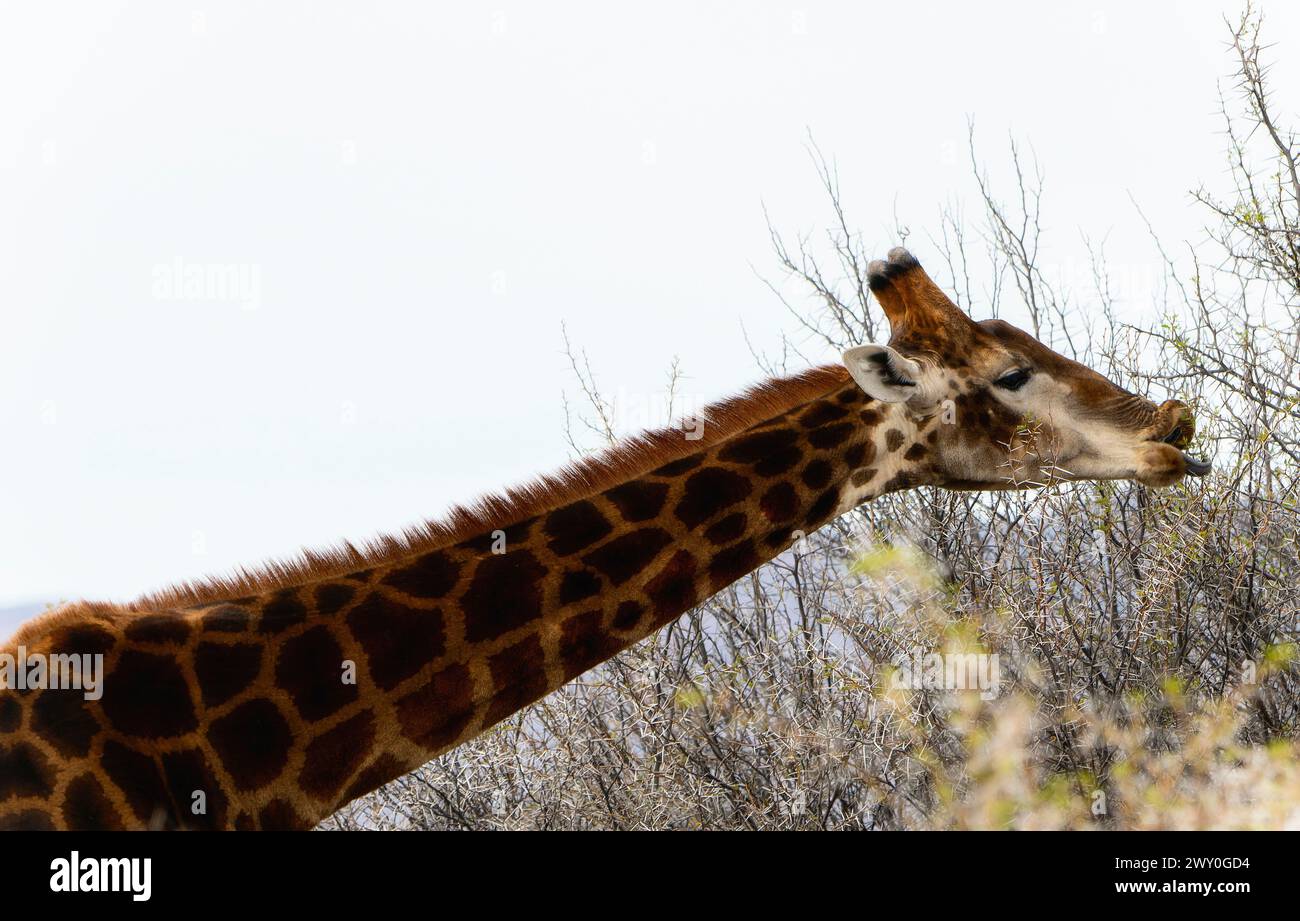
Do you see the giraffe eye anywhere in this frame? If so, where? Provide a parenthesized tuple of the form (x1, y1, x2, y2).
(994, 369, 1031, 391)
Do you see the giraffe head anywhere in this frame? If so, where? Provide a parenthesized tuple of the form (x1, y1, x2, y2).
(843, 248, 1210, 491)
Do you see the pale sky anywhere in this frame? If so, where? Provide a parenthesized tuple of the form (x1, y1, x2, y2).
(1, 1, 1295, 626)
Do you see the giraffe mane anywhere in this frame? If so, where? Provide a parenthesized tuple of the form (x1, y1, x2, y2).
(109, 364, 851, 612)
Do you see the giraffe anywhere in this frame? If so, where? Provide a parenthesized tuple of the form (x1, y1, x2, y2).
(0, 248, 1208, 830)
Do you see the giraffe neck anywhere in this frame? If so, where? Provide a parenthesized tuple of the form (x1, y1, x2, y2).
(262, 376, 920, 826)
(1, 373, 931, 830)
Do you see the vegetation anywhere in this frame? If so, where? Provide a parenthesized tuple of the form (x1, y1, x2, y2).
(324, 7, 1299, 831)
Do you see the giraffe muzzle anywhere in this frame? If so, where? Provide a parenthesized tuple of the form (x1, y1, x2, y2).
(1156, 403, 1210, 477)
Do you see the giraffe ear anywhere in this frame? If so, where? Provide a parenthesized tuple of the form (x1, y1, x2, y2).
(842, 345, 925, 403)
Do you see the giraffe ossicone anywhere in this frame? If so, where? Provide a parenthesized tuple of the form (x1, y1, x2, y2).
(0, 248, 1209, 830)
